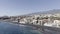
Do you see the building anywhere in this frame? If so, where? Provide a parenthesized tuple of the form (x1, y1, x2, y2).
(53, 20, 60, 27)
(19, 18, 27, 24)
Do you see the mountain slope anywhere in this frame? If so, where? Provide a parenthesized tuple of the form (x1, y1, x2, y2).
(28, 9, 60, 15)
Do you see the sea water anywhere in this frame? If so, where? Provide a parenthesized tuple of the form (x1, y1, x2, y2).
(0, 22, 42, 34)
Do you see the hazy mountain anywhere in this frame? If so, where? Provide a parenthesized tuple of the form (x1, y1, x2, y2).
(27, 9, 60, 15)
(17, 9, 60, 16)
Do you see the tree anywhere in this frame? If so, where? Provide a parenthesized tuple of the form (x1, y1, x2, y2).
(36, 17, 40, 23)
(17, 19, 20, 23)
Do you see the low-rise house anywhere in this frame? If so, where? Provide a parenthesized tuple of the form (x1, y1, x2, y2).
(37, 20, 43, 25)
(32, 19, 45, 26)
(32, 19, 37, 25)
(53, 20, 60, 27)
(19, 18, 27, 24)
(44, 20, 60, 27)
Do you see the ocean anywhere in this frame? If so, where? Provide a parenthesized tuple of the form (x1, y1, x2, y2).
(0, 22, 42, 34)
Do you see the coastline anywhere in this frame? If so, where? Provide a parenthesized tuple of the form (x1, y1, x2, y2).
(0, 21, 60, 34)
(0, 20, 60, 30)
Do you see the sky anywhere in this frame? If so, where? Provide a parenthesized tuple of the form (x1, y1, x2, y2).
(0, 0, 60, 16)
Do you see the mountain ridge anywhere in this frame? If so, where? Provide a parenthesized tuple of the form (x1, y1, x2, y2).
(16, 9, 60, 17)
(24, 9, 60, 16)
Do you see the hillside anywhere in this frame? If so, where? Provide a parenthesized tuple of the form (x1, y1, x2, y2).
(24, 9, 60, 16)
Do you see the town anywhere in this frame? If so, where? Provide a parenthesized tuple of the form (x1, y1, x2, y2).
(0, 13, 60, 28)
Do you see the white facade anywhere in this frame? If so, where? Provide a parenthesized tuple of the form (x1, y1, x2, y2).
(44, 20, 60, 27)
(53, 20, 60, 27)
(37, 20, 43, 25)
(54, 20, 60, 23)
(32, 20, 43, 25)
(19, 18, 27, 24)
(32, 20, 37, 25)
